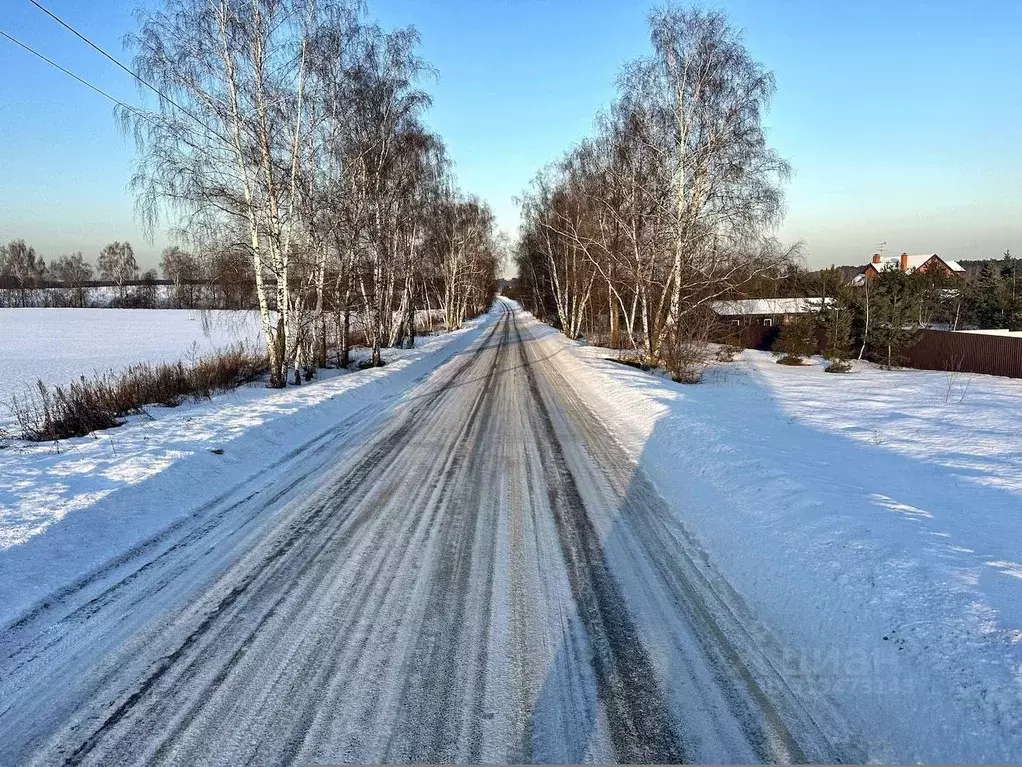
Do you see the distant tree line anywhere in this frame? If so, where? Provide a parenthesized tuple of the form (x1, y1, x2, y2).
(0, 238, 261, 309)
(821, 254, 1019, 285)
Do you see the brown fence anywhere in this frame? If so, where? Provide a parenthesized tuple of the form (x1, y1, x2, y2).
(723, 322, 1022, 380)
(904, 330, 1022, 379)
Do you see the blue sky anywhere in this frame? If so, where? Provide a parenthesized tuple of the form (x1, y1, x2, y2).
(1, 0, 1020, 270)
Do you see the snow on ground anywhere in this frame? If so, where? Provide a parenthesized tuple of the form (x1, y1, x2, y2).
(4, 298, 1021, 760)
(0, 309, 265, 424)
(0, 311, 495, 627)
(517, 307, 1022, 763)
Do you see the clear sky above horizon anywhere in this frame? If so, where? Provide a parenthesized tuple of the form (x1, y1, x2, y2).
(1, 0, 1020, 272)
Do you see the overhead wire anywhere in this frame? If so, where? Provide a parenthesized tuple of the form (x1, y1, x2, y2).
(0, 26, 149, 123)
(23, 0, 234, 147)
(0, 25, 235, 181)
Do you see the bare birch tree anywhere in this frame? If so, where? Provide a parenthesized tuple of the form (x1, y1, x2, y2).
(122, 0, 495, 384)
(516, 4, 794, 380)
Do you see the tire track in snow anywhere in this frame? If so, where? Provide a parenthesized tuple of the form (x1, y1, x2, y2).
(518, 310, 835, 763)
(56, 309, 514, 766)
(510, 310, 688, 763)
(1, 309, 509, 766)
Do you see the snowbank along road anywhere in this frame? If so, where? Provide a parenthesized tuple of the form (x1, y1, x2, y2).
(0, 299, 838, 764)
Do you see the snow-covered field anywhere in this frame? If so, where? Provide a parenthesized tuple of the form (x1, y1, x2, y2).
(520, 315, 1022, 762)
(0, 312, 493, 626)
(0, 309, 264, 424)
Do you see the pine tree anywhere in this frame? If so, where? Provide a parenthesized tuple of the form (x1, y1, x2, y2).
(869, 268, 919, 368)
(975, 262, 1002, 328)
(773, 315, 817, 365)
(999, 250, 1020, 330)
(822, 304, 853, 372)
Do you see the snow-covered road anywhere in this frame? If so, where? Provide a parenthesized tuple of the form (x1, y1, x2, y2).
(0, 299, 835, 764)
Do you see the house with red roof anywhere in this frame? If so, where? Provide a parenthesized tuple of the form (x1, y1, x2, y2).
(852, 252, 965, 286)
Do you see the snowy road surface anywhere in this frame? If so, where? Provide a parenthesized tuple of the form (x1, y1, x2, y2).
(0, 300, 835, 764)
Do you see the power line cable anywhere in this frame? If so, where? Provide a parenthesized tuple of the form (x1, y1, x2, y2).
(0, 26, 149, 121)
(0, 26, 227, 170)
(27, 0, 147, 83)
(25, 0, 232, 146)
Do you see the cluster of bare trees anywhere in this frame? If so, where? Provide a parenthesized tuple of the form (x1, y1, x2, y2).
(159, 245, 255, 309)
(0, 240, 50, 307)
(0, 238, 147, 308)
(513, 6, 795, 381)
(123, 0, 498, 387)
(96, 241, 141, 300)
(0, 237, 257, 309)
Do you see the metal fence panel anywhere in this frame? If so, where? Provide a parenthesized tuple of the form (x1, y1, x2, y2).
(905, 330, 1022, 379)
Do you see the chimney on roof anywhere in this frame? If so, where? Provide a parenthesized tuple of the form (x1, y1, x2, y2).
(900, 252, 909, 271)
(872, 253, 882, 264)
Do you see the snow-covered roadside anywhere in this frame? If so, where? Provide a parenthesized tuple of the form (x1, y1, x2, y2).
(516, 305, 1022, 762)
(0, 309, 497, 628)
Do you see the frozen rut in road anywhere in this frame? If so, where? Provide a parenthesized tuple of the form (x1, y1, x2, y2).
(0, 300, 836, 764)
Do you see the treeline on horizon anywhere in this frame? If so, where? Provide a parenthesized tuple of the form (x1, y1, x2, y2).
(736, 249, 1022, 332)
(0, 238, 262, 309)
(801, 252, 1017, 286)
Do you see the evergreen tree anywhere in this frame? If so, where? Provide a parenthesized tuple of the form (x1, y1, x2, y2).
(999, 250, 1020, 329)
(869, 267, 919, 368)
(815, 266, 847, 301)
(907, 268, 956, 328)
(772, 315, 817, 365)
(974, 262, 1004, 328)
(822, 303, 853, 371)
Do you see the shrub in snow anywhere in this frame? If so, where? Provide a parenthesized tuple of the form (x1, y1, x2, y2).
(11, 345, 266, 441)
(715, 344, 743, 363)
(609, 356, 653, 372)
(12, 379, 122, 440)
(663, 341, 712, 383)
(775, 354, 806, 366)
(824, 360, 853, 373)
(772, 315, 817, 365)
(661, 311, 717, 383)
